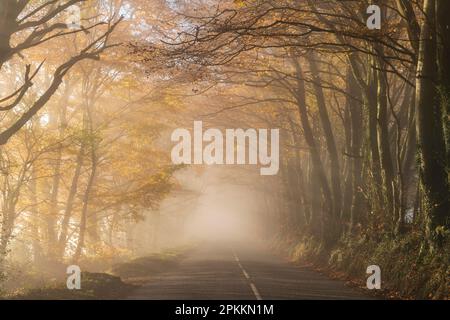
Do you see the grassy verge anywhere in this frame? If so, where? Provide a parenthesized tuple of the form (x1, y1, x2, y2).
(2, 246, 191, 300)
(6, 272, 135, 300)
(109, 247, 187, 282)
(275, 233, 449, 299)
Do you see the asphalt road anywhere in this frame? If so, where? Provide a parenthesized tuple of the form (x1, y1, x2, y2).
(126, 241, 372, 300)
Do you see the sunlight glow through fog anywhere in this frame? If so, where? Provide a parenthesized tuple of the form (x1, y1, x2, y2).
(183, 168, 263, 243)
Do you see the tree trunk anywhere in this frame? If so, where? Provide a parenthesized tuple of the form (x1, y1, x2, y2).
(308, 52, 342, 222)
(376, 66, 396, 231)
(46, 87, 70, 259)
(366, 62, 384, 207)
(286, 112, 308, 227)
(415, 0, 449, 249)
(30, 165, 43, 264)
(291, 57, 335, 246)
(72, 150, 97, 262)
(342, 92, 353, 226)
(55, 142, 85, 259)
(436, 0, 450, 165)
(347, 69, 364, 233)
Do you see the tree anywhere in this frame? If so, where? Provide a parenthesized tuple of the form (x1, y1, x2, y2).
(415, 0, 449, 249)
(0, 0, 121, 145)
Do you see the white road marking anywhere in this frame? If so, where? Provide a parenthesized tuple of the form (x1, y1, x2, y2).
(250, 283, 262, 300)
(232, 250, 263, 300)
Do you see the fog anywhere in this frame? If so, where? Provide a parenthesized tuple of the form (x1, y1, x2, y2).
(184, 168, 265, 243)
(127, 166, 272, 256)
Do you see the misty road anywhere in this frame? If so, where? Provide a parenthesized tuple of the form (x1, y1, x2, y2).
(126, 242, 373, 300)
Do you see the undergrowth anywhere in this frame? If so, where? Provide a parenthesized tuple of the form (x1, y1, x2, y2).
(275, 232, 449, 299)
